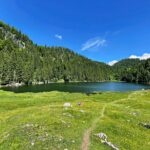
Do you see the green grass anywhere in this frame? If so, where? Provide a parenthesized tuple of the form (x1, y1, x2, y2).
(0, 90, 149, 150)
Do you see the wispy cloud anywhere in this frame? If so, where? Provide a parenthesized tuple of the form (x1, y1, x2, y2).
(112, 30, 121, 36)
(108, 60, 118, 66)
(104, 30, 121, 37)
(55, 34, 62, 40)
(129, 53, 150, 60)
(81, 37, 106, 51)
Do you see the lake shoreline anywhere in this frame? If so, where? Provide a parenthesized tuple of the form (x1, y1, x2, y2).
(0, 80, 128, 88)
(1, 81, 149, 93)
(1, 80, 149, 89)
(1, 80, 149, 87)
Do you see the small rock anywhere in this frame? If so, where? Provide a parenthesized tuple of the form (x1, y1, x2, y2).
(132, 112, 137, 116)
(96, 132, 119, 150)
(25, 123, 34, 127)
(64, 103, 72, 107)
(139, 122, 150, 129)
(80, 110, 84, 113)
(96, 132, 107, 140)
(77, 102, 81, 106)
(72, 140, 75, 143)
(130, 112, 138, 116)
(77, 102, 84, 106)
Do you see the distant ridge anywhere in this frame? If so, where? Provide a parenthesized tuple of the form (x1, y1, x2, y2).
(112, 58, 150, 84)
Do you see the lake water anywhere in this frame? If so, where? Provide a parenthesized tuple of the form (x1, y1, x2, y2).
(1, 82, 150, 93)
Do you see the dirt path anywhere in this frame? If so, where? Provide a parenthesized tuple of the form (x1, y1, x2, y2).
(81, 92, 136, 150)
(81, 105, 106, 150)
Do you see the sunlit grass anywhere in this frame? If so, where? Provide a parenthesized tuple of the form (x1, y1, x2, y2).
(0, 90, 149, 150)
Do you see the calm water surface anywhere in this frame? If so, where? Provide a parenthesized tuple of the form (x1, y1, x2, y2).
(1, 82, 150, 93)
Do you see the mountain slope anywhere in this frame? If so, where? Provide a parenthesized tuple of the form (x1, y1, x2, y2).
(113, 58, 141, 69)
(112, 58, 150, 83)
(0, 21, 112, 85)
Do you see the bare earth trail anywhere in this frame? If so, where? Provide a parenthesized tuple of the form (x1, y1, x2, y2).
(81, 104, 106, 150)
(81, 92, 136, 150)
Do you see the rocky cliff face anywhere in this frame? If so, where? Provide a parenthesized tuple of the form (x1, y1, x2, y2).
(0, 26, 26, 49)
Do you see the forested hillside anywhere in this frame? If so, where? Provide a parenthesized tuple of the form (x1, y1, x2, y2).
(0, 21, 112, 85)
(113, 58, 150, 84)
(0, 21, 149, 86)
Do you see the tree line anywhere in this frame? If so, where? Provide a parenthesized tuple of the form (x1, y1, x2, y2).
(113, 58, 150, 84)
(0, 21, 112, 85)
(0, 21, 149, 85)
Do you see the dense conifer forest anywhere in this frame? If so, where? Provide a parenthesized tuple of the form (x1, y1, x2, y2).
(113, 58, 150, 84)
(0, 21, 112, 85)
(0, 21, 150, 85)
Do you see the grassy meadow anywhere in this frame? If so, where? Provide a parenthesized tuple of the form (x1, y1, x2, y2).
(0, 90, 149, 150)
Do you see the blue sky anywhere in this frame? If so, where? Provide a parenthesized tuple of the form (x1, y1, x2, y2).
(0, 0, 150, 64)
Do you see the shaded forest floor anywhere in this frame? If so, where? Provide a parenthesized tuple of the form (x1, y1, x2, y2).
(0, 90, 150, 150)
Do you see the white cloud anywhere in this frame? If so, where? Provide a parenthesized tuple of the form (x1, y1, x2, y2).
(55, 34, 62, 40)
(129, 53, 150, 60)
(129, 55, 139, 59)
(108, 60, 118, 66)
(108, 53, 150, 66)
(81, 37, 106, 51)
